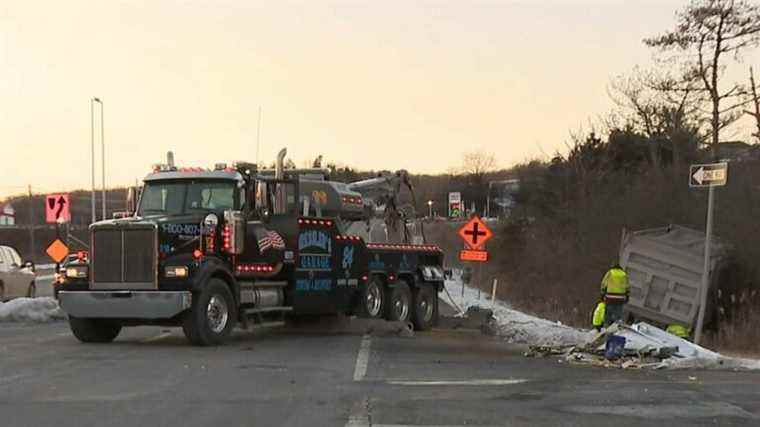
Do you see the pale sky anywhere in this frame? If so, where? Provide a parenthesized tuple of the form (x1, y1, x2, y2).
(2, 0, 759, 199)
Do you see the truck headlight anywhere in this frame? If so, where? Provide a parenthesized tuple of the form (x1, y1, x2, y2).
(165, 266, 189, 278)
(65, 266, 88, 279)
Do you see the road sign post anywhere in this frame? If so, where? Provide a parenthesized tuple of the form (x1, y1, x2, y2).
(690, 162, 727, 344)
(457, 215, 493, 299)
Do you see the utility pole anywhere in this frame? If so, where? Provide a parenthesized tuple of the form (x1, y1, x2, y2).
(256, 107, 262, 165)
(486, 181, 491, 218)
(28, 185, 35, 261)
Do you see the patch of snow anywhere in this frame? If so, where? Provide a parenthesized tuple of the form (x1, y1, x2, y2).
(621, 322, 720, 359)
(443, 272, 760, 370)
(443, 274, 593, 346)
(0, 297, 66, 323)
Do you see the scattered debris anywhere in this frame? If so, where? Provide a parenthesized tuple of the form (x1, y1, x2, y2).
(444, 274, 760, 371)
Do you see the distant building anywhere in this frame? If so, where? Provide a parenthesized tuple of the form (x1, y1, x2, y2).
(0, 203, 15, 226)
(486, 179, 519, 218)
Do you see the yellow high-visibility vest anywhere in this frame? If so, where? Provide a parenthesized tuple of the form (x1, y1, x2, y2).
(601, 268, 629, 295)
(592, 302, 606, 328)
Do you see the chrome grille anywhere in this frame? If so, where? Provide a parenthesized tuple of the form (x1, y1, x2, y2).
(92, 226, 157, 290)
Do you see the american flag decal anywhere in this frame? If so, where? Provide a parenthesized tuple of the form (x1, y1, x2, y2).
(258, 230, 285, 252)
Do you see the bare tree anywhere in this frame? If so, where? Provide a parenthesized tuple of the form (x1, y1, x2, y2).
(645, 0, 760, 156)
(609, 68, 705, 168)
(461, 151, 497, 177)
(746, 66, 760, 142)
(458, 151, 497, 214)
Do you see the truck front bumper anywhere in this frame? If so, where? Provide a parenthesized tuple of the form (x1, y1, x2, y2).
(58, 291, 192, 319)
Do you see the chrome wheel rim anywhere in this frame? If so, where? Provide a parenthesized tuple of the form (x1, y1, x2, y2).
(393, 294, 409, 321)
(206, 295, 229, 334)
(420, 295, 433, 322)
(366, 283, 382, 317)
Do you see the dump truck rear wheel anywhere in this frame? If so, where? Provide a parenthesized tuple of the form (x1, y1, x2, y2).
(386, 281, 412, 322)
(182, 279, 237, 346)
(69, 317, 122, 343)
(412, 285, 437, 331)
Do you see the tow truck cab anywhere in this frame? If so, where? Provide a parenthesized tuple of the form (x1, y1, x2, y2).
(57, 161, 445, 346)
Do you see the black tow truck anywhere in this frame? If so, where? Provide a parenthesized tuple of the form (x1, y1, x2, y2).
(56, 151, 445, 345)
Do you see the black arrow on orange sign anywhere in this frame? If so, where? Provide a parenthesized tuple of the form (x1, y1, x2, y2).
(56, 196, 66, 219)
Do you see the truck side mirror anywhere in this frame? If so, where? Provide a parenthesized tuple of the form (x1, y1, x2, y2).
(126, 186, 139, 215)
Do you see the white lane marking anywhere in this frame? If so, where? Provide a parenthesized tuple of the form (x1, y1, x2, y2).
(36, 274, 55, 281)
(386, 379, 527, 386)
(375, 425, 502, 427)
(353, 334, 371, 382)
(141, 332, 173, 343)
(345, 416, 370, 427)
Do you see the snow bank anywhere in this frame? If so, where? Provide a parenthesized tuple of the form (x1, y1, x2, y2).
(443, 274, 760, 370)
(443, 276, 593, 346)
(0, 297, 66, 323)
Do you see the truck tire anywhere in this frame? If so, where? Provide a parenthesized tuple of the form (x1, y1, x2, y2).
(386, 281, 412, 323)
(182, 279, 237, 346)
(357, 277, 385, 319)
(27, 282, 36, 298)
(412, 285, 437, 331)
(69, 317, 122, 343)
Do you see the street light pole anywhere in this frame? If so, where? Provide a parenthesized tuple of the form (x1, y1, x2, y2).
(427, 200, 433, 218)
(90, 98, 96, 223)
(99, 99, 106, 220)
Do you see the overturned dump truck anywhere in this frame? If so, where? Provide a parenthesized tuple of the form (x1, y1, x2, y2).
(620, 225, 729, 330)
(55, 149, 445, 346)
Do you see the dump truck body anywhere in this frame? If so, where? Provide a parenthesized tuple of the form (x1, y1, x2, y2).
(620, 225, 728, 328)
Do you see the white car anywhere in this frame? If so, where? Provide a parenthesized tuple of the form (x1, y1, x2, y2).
(0, 245, 36, 300)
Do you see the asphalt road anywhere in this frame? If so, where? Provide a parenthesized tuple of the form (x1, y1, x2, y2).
(1, 314, 760, 427)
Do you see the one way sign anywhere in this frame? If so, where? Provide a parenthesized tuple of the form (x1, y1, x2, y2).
(690, 162, 728, 188)
(45, 194, 71, 223)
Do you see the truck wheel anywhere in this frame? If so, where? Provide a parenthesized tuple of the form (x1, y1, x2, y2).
(386, 281, 412, 322)
(0, 282, 5, 301)
(182, 279, 237, 346)
(69, 317, 122, 343)
(357, 277, 385, 319)
(412, 285, 437, 331)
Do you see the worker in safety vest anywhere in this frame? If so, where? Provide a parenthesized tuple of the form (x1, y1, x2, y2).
(600, 264, 629, 327)
(592, 301, 606, 331)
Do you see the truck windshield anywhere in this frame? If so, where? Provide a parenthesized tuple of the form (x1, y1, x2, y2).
(138, 180, 236, 216)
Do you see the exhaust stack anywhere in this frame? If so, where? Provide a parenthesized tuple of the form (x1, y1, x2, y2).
(275, 148, 287, 179)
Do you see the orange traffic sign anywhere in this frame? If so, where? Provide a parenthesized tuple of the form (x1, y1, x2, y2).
(458, 215, 493, 250)
(459, 249, 488, 262)
(45, 238, 70, 264)
(45, 194, 70, 223)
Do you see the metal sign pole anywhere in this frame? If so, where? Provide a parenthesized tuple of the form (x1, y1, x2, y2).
(694, 185, 715, 344)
